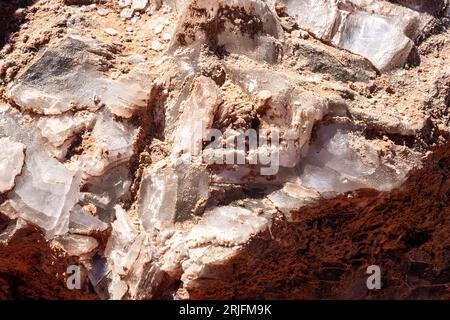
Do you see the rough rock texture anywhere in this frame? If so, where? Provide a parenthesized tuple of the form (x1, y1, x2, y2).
(0, 0, 448, 300)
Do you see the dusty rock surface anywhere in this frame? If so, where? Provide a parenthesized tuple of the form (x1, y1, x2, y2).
(0, 0, 448, 299)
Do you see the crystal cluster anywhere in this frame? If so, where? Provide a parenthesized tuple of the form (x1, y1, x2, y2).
(0, 0, 444, 300)
(279, 0, 433, 70)
(299, 124, 419, 194)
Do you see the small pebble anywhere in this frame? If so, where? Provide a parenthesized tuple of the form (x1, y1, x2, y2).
(151, 40, 164, 51)
(0, 44, 13, 55)
(154, 24, 164, 34)
(121, 8, 134, 19)
(97, 8, 110, 16)
(80, 4, 96, 12)
(131, 16, 139, 24)
(131, 0, 148, 11)
(162, 32, 172, 41)
(299, 30, 309, 39)
(104, 28, 118, 36)
(14, 8, 27, 20)
(257, 90, 272, 104)
(127, 54, 146, 64)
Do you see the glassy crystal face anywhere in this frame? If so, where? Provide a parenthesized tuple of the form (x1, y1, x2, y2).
(0, 138, 25, 194)
(299, 124, 418, 194)
(279, 0, 430, 71)
(11, 151, 81, 237)
(169, 0, 284, 63)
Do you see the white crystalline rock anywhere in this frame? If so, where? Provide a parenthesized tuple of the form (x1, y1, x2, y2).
(186, 206, 269, 247)
(179, 245, 239, 292)
(173, 203, 275, 293)
(105, 206, 153, 299)
(300, 124, 418, 194)
(10, 151, 81, 237)
(229, 67, 330, 168)
(164, 0, 188, 12)
(77, 114, 136, 179)
(121, 8, 134, 18)
(151, 40, 164, 51)
(332, 11, 414, 71)
(112, 205, 138, 245)
(97, 8, 110, 16)
(0, 104, 9, 112)
(282, 94, 330, 167)
(53, 234, 98, 257)
(0, 138, 26, 193)
(9, 37, 152, 117)
(0, 200, 19, 220)
(80, 4, 97, 12)
(138, 158, 210, 232)
(104, 28, 119, 36)
(301, 164, 364, 194)
(37, 113, 95, 149)
(126, 252, 163, 299)
(162, 32, 172, 41)
(215, 0, 283, 61)
(228, 66, 291, 106)
(119, 0, 132, 8)
(109, 274, 129, 300)
(0, 218, 28, 243)
(280, 0, 430, 71)
(127, 54, 146, 64)
(267, 182, 320, 217)
(82, 166, 132, 218)
(339, 0, 428, 39)
(316, 130, 380, 177)
(103, 76, 152, 118)
(37, 113, 96, 159)
(106, 206, 139, 277)
(69, 205, 108, 235)
(170, 0, 283, 63)
(131, 0, 148, 11)
(8, 37, 114, 115)
(138, 161, 178, 232)
(172, 76, 222, 157)
(282, 0, 339, 41)
(111, 233, 146, 276)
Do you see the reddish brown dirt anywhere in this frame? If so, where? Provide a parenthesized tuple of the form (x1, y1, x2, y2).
(184, 144, 449, 300)
(0, 223, 97, 299)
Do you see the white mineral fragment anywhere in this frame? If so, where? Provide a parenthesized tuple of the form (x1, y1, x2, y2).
(0, 138, 26, 194)
(53, 234, 99, 256)
(279, 0, 430, 71)
(10, 151, 81, 237)
(131, 0, 148, 11)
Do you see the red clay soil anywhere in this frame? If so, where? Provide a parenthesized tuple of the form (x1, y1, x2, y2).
(184, 144, 450, 300)
(0, 224, 97, 300)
